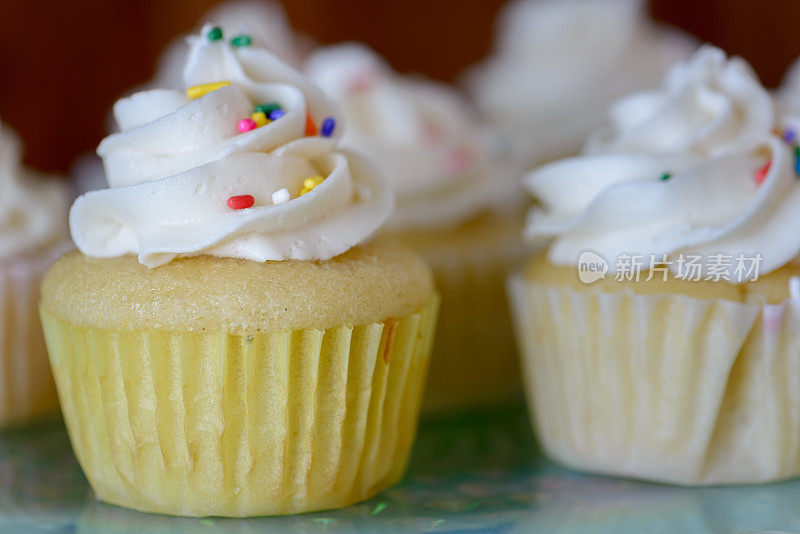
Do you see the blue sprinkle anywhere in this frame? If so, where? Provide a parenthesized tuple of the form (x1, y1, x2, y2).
(784, 128, 797, 144)
(321, 117, 336, 137)
(269, 109, 285, 121)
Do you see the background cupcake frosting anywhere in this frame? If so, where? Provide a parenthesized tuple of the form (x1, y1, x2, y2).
(524, 46, 800, 279)
(306, 43, 519, 231)
(466, 0, 696, 169)
(71, 25, 393, 268)
(0, 122, 67, 259)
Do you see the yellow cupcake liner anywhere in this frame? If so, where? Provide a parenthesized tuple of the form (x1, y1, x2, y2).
(509, 274, 800, 485)
(40, 295, 439, 517)
(0, 255, 62, 427)
(417, 222, 525, 413)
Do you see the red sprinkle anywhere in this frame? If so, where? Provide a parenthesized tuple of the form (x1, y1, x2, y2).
(305, 113, 318, 136)
(227, 194, 255, 210)
(237, 118, 257, 133)
(754, 161, 771, 185)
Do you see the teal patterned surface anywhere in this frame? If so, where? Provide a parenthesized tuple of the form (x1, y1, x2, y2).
(2, 408, 800, 533)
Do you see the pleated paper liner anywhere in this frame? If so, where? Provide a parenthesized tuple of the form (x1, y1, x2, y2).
(413, 216, 525, 413)
(40, 295, 439, 517)
(0, 249, 67, 427)
(508, 274, 800, 485)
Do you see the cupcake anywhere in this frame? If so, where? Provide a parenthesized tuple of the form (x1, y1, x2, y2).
(0, 121, 68, 427)
(306, 44, 524, 413)
(466, 0, 695, 170)
(40, 25, 438, 517)
(509, 46, 800, 485)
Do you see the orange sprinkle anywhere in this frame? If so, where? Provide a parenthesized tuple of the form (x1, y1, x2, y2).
(305, 113, 318, 136)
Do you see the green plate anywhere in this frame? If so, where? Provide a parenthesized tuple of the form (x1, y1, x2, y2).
(3, 408, 800, 533)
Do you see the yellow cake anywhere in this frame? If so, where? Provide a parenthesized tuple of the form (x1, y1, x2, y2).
(40, 24, 438, 516)
(510, 46, 800, 485)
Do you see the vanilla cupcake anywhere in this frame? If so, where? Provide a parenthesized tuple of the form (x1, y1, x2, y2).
(466, 0, 695, 170)
(40, 25, 438, 517)
(510, 46, 800, 485)
(307, 44, 524, 413)
(0, 121, 68, 427)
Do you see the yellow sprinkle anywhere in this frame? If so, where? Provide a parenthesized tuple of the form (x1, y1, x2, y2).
(251, 111, 269, 128)
(299, 175, 325, 196)
(186, 81, 231, 99)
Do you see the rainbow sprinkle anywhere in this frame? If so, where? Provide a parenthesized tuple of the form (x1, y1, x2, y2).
(237, 118, 257, 133)
(754, 161, 771, 185)
(299, 175, 324, 196)
(227, 194, 255, 210)
(186, 81, 231, 99)
(231, 34, 252, 48)
(206, 27, 223, 41)
(321, 117, 336, 137)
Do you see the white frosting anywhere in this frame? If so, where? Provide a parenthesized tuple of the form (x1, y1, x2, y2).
(150, 1, 302, 90)
(0, 122, 67, 259)
(306, 43, 518, 231)
(524, 46, 800, 279)
(71, 25, 392, 268)
(777, 55, 800, 117)
(467, 0, 696, 169)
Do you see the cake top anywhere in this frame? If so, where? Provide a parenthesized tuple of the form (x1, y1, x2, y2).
(306, 43, 519, 231)
(70, 24, 393, 268)
(523, 46, 800, 282)
(42, 237, 434, 332)
(0, 121, 67, 259)
(467, 0, 695, 169)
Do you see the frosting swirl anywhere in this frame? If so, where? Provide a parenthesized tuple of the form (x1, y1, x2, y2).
(306, 44, 518, 231)
(71, 25, 392, 268)
(524, 46, 800, 279)
(467, 0, 695, 169)
(0, 122, 67, 259)
(150, 1, 303, 90)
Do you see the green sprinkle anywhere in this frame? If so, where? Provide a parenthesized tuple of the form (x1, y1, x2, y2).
(231, 34, 252, 48)
(199, 518, 215, 526)
(370, 502, 388, 515)
(432, 519, 445, 527)
(795, 145, 800, 177)
(206, 27, 223, 41)
(659, 172, 671, 182)
(255, 102, 281, 115)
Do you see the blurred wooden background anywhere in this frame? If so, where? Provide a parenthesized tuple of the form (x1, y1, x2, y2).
(1, 0, 800, 174)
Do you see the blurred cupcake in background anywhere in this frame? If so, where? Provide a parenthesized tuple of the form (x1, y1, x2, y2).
(465, 0, 696, 171)
(509, 46, 800, 485)
(307, 44, 525, 413)
(0, 120, 69, 427)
